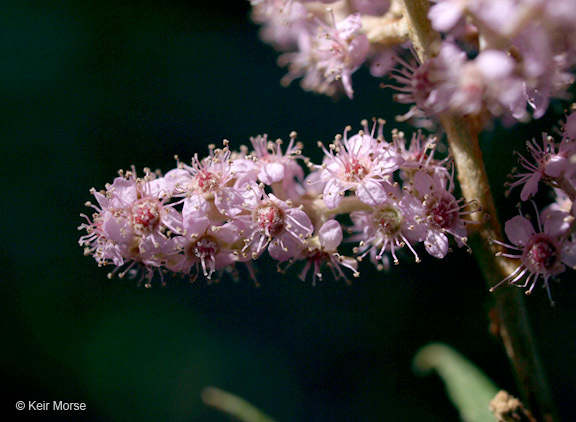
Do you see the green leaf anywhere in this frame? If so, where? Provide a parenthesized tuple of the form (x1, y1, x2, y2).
(202, 386, 278, 422)
(413, 343, 499, 422)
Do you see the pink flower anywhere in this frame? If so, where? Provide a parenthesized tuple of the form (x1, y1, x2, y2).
(174, 142, 245, 218)
(241, 132, 305, 199)
(170, 215, 242, 281)
(350, 185, 427, 269)
(240, 184, 313, 261)
(506, 132, 576, 201)
(318, 122, 402, 209)
(78, 168, 182, 286)
(279, 12, 370, 98)
(491, 210, 576, 304)
(392, 129, 449, 177)
(412, 171, 475, 258)
(295, 220, 359, 285)
(392, 44, 526, 119)
(251, 0, 310, 51)
(391, 42, 465, 115)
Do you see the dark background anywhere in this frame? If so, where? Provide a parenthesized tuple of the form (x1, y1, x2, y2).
(1, 1, 575, 420)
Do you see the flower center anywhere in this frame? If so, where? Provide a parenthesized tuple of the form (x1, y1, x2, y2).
(428, 197, 456, 229)
(195, 170, 218, 193)
(412, 63, 436, 108)
(189, 235, 219, 260)
(255, 204, 285, 237)
(374, 206, 403, 237)
(130, 198, 161, 233)
(524, 235, 558, 273)
(343, 158, 369, 182)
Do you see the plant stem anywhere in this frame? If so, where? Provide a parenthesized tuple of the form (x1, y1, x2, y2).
(397, 1, 557, 420)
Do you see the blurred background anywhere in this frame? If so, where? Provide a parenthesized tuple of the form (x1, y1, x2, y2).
(1, 0, 575, 420)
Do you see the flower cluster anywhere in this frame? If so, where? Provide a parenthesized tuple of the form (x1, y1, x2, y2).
(250, 0, 404, 98)
(491, 109, 576, 303)
(79, 121, 476, 286)
(251, 0, 576, 123)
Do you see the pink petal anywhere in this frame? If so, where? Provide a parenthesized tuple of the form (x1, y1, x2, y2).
(425, 231, 449, 259)
(413, 171, 435, 196)
(258, 162, 285, 185)
(183, 215, 210, 236)
(269, 235, 302, 261)
(520, 172, 541, 201)
(505, 215, 535, 247)
(286, 209, 313, 238)
(428, 2, 464, 32)
(356, 179, 387, 206)
(102, 213, 131, 243)
(318, 220, 343, 251)
(323, 179, 345, 209)
(543, 211, 571, 238)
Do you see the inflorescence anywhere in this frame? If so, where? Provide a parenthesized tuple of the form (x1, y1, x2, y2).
(78, 120, 477, 287)
(251, 0, 576, 125)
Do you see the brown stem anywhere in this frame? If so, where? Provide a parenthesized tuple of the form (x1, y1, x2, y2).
(397, 1, 558, 420)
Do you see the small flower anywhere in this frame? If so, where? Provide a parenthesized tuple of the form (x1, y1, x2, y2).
(240, 184, 313, 261)
(318, 121, 402, 209)
(170, 215, 242, 281)
(78, 168, 182, 286)
(506, 132, 576, 201)
(173, 142, 245, 218)
(236, 132, 305, 199)
(279, 11, 370, 98)
(350, 185, 426, 269)
(294, 219, 359, 285)
(412, 170, 476, 258)
(491, 209, 576, 304)
(391, 129, 449, 178)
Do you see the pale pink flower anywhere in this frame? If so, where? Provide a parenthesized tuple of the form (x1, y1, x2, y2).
(174, 142, 245, 218)
(350, 186, 427, 269)
(251, 0, 310, 51)
(413, 171, 475, 258)
(491, 210, 576, 304)
(392, 44, 526, 119)
(279, 12, 370, 98)
(391, 129, 449, 178)
(295, 219, 359, 285)
(506, 133, 576, 201)
(318, 122, 402, 209)
(171, 215, 242, 281)
(78, 169, 182, 285)
(241, 132, 305, 198)
(240, 184, 313, 261)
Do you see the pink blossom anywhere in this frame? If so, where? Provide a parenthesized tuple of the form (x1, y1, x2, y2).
(240, 184, 313, 261)
(170, 215, 242, 281)
(392, 129, 449, 177)
(491, 210, 576, 304)
(251, 0, 310, 51)
(318, 122, 402, 209)
(295, 220, 359, 285)
(175, 143, 245, 218)
(78, 169, 183, 285)
(244, 132, 305, 198)
(506, 133, 576, 201)
(279, 12, 370, 98)
(412, 171, 475, 258)
(350, 186, 426, 269)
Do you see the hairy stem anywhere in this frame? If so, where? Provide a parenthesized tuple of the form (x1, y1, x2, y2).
(397, 1, 557, 420)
